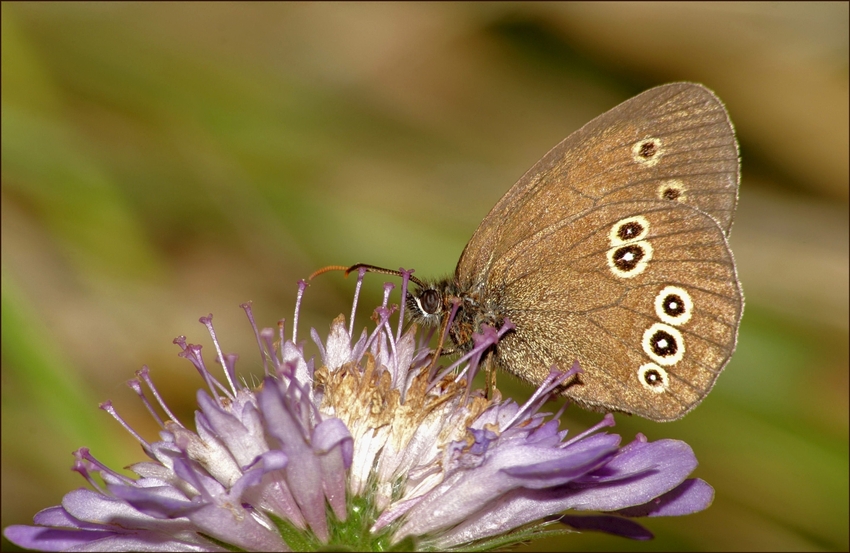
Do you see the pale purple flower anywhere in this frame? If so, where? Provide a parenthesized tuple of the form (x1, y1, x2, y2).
(4, 271, 714, 552)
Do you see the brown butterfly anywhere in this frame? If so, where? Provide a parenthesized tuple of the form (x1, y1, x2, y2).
(352, 83, 743, 422)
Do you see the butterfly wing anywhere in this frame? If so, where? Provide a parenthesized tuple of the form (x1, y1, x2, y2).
(456, 83, 739, 293)
(491, 200, 742, 421)
(455, 83, 742, 421)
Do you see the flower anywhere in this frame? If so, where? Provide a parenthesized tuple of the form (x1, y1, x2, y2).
(4, 271, 714, 552)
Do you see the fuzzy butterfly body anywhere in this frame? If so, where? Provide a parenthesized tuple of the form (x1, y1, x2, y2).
(408, 83, 743, 422)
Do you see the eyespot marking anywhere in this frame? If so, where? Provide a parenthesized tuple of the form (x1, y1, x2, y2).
(607, 241, 653, 278)
(609, 216, 650, 246)
(654, 285, 693, 326)
(638, 363, 669, 393)
(642, 323, 685, 366)
(632, 138, 663, 167)
(658, 179, 686, 201)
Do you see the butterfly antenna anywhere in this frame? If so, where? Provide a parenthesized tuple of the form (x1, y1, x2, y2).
(308, 265, 351, 281)
(342, 263, 426, 287)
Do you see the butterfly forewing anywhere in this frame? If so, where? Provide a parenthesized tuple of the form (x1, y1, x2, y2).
(456, 83, 739, 291)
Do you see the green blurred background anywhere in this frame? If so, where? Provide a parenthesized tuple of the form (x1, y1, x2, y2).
(2, 3, 847, 551)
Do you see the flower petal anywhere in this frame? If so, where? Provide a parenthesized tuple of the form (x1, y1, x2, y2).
(615, 478, 714, 517)
(3, 525, 113, 552)
(565, 439, 699, 511)
(313, 418, 353, 521)
(196, 389, 268, 469)
(322, 315, 352, 371)
(558, 514, 653, 540)
(184, 504, 287, 552)
(258, 377, 329, 541)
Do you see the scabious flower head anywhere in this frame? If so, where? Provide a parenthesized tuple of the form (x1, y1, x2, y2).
(5, 270, 714, 552)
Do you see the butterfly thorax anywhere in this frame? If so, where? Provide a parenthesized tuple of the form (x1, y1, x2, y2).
(407, 277, 507, 355)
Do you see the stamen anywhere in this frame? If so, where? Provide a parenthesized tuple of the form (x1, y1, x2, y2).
(293, 279, 308, 343)
(361, 305, 395, 357)
(504, 361, 579, 430)
(71, 450, 107, 495)
(261, 327, 281, 373)
(241, 302, 270, 376)
(100, 400, 150, 451)
(223, 353, 239, 388)
(127, 377, 165, 428)
(173, 337, 217, 400)
(563, 413, 617, 448)
(177, 342, 230, 405)
(200, 314, 238, 397)
(397, 268, 415, 341)
(379, 283, 400, 368)
(381, 281, 394, 309)
(136, 366, 182, 428)
(349, 266, 368, 337)
(76, 448, 135, 486)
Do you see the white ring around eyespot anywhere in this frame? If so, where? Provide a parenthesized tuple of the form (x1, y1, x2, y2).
(638, 363, 669, 393)
(642, 322, 685, 366)
(631, 137, 663, 167)
(608, 215, 650, 246)
(606, 240, 653, 279)
(654, 285, 693, 326)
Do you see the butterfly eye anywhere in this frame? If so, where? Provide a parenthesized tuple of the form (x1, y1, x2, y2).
(419, 289, 441, 315)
